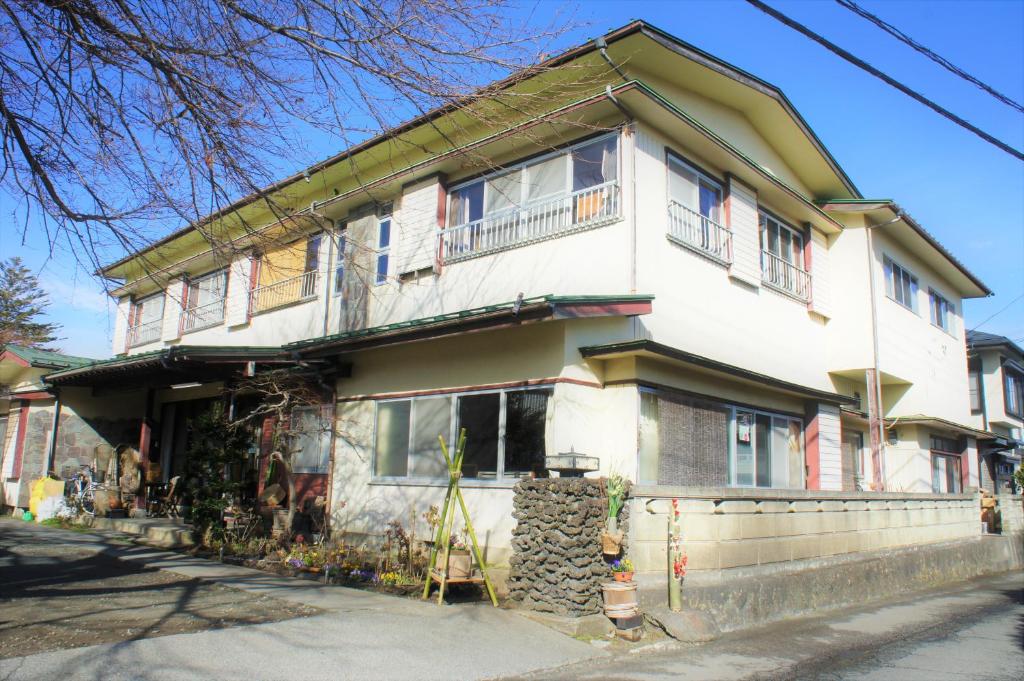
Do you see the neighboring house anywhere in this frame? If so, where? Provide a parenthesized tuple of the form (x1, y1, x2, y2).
(40, 22, 998, 569)
(967, 330, 1023, 494)
(0, 345, 95, 510)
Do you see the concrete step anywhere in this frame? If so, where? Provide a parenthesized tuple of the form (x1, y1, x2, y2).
(89, 516, 195, 548)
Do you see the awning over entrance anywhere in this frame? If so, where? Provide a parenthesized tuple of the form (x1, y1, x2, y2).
(43, 346, 298, 388)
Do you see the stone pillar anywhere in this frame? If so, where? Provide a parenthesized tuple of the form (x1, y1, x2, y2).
(508, 478, 629, 616)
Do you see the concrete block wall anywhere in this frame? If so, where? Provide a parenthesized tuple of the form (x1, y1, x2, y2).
(997, 494, 1024, 534)
(629, 487, 980, 575)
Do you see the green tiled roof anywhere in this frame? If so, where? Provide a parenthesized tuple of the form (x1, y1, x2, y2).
(285, 293, 655, 350)
(2, 344, 95, 370)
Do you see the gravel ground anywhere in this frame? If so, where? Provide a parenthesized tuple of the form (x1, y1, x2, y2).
(0, 521, 318, 658)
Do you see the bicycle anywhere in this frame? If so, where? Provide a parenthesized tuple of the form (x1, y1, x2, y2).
(66, 469, 100, 517)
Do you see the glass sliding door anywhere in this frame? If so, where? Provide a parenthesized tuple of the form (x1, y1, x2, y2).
(730, 408, 805, 489)
(734, 410, 755, 486)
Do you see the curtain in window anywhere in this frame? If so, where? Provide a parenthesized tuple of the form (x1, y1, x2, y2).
(291, 407, 331, 474)
(572, 137, 617, 191)
(135, 295, 164, 326)
(450, 182, 484, 226)
(258, 239, 309, 288)
(525, 155, 567, 203)
(638, 392, 660, 484)
(485, 172, 521, 215)
(189, 271, 227, 309)
(668, 159, 699, 209)
(409, 397, 451, 478)
(375, 401, 411, 477)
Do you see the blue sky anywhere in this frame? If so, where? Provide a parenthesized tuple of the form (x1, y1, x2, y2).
(2, 0, 1022, 358)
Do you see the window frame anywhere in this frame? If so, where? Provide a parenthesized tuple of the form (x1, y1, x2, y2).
(968, 358, 983, 414)
(1004, 363, 1024, 419)
(728, 405, 806, 490)
(928, 288, 955, 334)
(127, 291, 165, 346)
(759, 211, 805, 270)
(930, 452, 962, 494)
(665, 150, 724, 222)
(375, 215, 391, 285)
(289, 405, 332, 474)
(371, 385, 553, 485)
(445, 131, 620, 228)
(883, 255, 920, 314)
(181, 267, 228, 334)
(333, 230, 347, 296)
(635, 387, 805, 490)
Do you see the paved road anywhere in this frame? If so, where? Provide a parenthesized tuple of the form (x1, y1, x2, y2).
(522, 570, 1024, 681)
(3, 521, 1022, 680)
(0, 521, 602, 681)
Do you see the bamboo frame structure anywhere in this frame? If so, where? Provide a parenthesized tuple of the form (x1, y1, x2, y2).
(421, 429, 498, 607)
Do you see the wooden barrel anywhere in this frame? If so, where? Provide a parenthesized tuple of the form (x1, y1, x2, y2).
(602, 581, 639, 618)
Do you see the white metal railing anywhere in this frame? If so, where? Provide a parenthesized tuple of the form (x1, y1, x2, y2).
(439, 181, 620, 263)
(761, 250, 811, 301)
(667, 200, 732, 263)
(180, 298, 225, 333)
(249, 270, 319, 314)
(126, 319, 162, 347)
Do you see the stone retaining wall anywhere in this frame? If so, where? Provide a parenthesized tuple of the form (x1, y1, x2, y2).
(630, 487, 980, 575)
(508, 478, 629, 616)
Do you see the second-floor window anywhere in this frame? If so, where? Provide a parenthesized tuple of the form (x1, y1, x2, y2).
(928, 289, 955, 333)
(251, 234, 321, 313)
(441, 134, 619, 262)
(127, 293, 164, 347)
(333, 232, 347, 296)
(181, 269, 227, 333)
(968, 359, 983, 413)
(883, 256, 919, 313)
(666, 153, 728, 262)
(759, 212, 810, 300)
(376, 216, 391, 285)
(1006, 365, 1024, 419)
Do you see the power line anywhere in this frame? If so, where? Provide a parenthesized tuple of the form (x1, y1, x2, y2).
(744, 0, 1024, 162)
(836, 0, 1024, 115)
(969, 291, 1024, 333)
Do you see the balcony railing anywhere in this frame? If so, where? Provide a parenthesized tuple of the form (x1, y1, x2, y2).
(761, 250, 811, 301)
(126, 319, 162, 347)
(180, 298, 226, 333)
(249, 270, 319, 314)
(439, 181, 620, 263)
(667, 200, 732, 264)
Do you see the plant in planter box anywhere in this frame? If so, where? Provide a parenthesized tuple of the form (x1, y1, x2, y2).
(602, 474, 627, 555)
(610, 557, 635, 582)
(438, 532, 472, 579)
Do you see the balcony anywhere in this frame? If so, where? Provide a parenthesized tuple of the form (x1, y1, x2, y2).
(249, 270, 319, 314)
(439, 181, 620, 264)
(180, 298, 226, 334)
(761, 250, 811, 301)
(667, 200, 732, 264)
(126, 319, 161, 347)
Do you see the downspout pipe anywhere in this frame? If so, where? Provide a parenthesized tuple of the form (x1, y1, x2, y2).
(45, 387, 62, 476)
(864, 213, 903, 490)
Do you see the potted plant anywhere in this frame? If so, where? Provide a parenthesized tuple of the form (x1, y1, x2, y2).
(437, 533, 472, 579)
(611, 558, 635, 582)
(602, 474, 626, 555)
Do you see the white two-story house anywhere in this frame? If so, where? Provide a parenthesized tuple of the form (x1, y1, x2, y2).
(41, 21, 995, 568)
